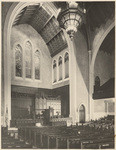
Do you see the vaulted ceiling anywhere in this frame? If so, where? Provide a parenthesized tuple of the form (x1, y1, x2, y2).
(12, 2, 115, 57)
(85, 2, 115, 31)
(100, 27, 115, 55)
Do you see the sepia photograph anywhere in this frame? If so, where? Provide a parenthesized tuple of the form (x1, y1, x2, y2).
(1, 1, 115, 149)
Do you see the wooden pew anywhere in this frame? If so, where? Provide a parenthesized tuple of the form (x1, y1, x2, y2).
(18, 125, 114, 149)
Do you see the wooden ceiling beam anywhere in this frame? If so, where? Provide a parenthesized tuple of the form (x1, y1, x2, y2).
(28, 5, 42, 25)
(46, 30, 62, 44)
(51, 43, 68, 57)
(14, 7, 28, 25)
(39, 15, 54, 33)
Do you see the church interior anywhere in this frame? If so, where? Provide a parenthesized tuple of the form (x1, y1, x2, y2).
(1, 1, 115, 149)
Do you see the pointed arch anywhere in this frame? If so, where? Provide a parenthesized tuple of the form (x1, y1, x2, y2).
(95, 76, 100, 86)
(64, 52, 69, 78)
(79, 104, 85, 123)
(53, 60, 57, 83)
(34, 50, 40, 80)
(3, 2, 61, 127)
(15, 44, 23, 77)
(58, 56, 63, 81)
(25, 41, 32, 78)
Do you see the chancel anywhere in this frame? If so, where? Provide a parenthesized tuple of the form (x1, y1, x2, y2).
(1, 1, 115, 149)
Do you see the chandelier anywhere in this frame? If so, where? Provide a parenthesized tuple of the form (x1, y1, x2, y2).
(57, 2, 86, 40)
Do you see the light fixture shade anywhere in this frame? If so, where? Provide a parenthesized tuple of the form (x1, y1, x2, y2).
(57, 2, 85, 40)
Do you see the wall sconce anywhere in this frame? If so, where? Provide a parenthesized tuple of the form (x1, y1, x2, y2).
(57, 2, 86, 40)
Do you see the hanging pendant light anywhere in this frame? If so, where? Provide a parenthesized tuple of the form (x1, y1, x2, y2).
(57, 2, 86, 40)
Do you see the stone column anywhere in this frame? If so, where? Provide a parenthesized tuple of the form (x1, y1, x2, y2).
(89, 61, 94, 120)
(4, 41, 11, 128)
(88, 50, 93, 121)
(64, 31, 77, 125)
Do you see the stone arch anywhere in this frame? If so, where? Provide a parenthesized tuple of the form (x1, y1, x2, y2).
(3, 2, 58, 127)
(89, 19, 115, 120)
(89, 19, 114, 92)
(91, 20, 115, 73)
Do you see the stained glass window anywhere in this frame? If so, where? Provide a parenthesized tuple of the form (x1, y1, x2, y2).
(58, 56, 62, 81)
(34, 50, 40, 80)
(53, 60, 57, 83)
(25, 41, 32, 78)
(15, 44, 22, 77)
(64, 52, 69, 78)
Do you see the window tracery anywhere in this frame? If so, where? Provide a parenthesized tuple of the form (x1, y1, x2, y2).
(53, 60, 57, 82)
(35, 50, 40, 80)
(58, 56, 62, 80)
(25, 41, 32, 78)
(64, 52, 69, 78)
(15, 44, 22, 77)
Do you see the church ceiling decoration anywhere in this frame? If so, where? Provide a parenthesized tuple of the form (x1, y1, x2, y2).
(12, 3, 67, 57)
(12, 2, 114, 57)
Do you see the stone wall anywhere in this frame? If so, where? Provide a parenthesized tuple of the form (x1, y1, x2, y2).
(94, 51, 114, 86)
(11, 24, 52, 89)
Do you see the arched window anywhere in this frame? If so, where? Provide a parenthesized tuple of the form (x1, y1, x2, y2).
(58, 56, 62, 81)
(53, 60, 57, 83)
(34, 50, 40, 80)
(64, 52, 69, 78)
(25, 41, 32, 78)
(95, 76, 100, 86)
(94, 76, 100, 92)
(15, 44, 22, 77)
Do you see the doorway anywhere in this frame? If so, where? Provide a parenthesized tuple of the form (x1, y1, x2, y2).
(79, 105, 85, 123)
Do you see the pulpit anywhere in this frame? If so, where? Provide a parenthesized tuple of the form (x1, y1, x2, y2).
(43, 107, 54, 125)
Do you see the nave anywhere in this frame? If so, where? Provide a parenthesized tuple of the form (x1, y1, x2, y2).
(1, 1, 115, 149)
(2, 115, 114, 149)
